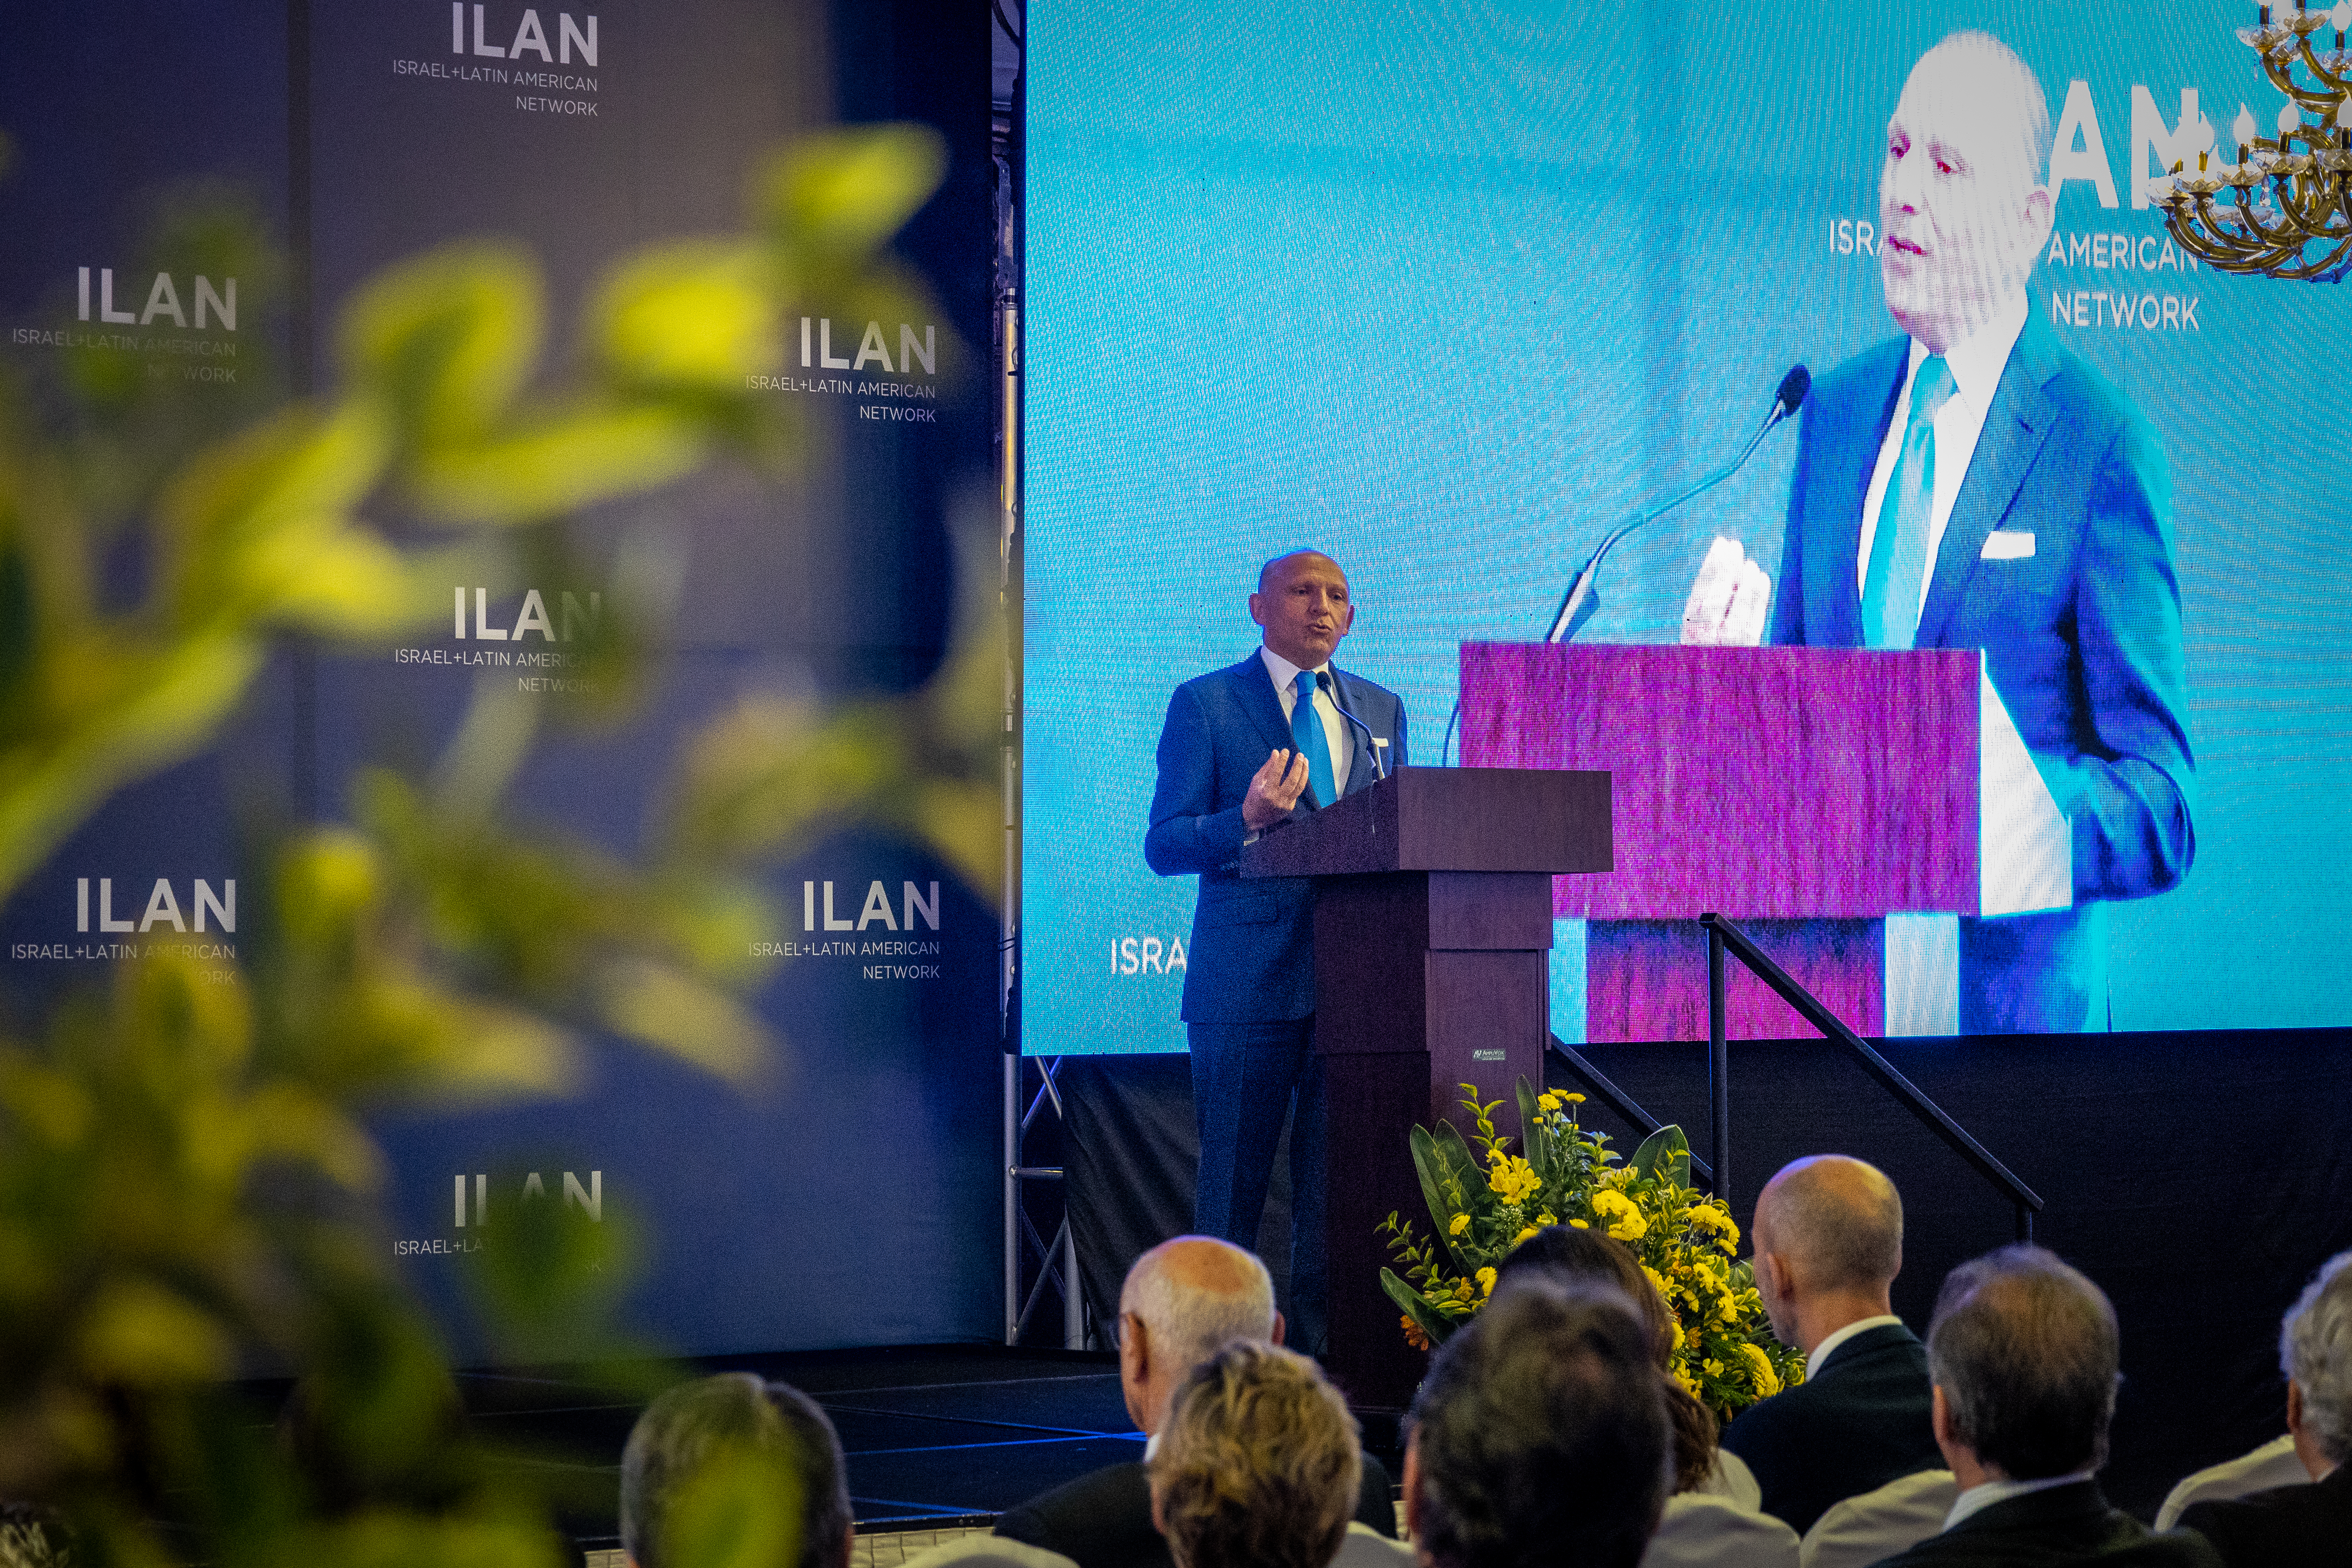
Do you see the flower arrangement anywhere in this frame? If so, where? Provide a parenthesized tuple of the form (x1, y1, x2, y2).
(1378, 1079, 1805, 1422)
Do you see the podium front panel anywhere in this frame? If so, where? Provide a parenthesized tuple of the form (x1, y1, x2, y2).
(1462, 642, 1978, 920)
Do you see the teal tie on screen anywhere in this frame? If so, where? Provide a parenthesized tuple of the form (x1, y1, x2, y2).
(1861, 354, 1956, 650)
(1291, 670, 1338, 809)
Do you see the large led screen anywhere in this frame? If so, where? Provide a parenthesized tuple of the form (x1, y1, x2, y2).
(1023, 0, 2352, 1051)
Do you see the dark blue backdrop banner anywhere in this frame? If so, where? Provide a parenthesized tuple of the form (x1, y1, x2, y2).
(0, 0, 998, 1359)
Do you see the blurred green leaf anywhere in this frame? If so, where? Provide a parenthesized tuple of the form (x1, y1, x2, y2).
(759, 124, 947, 262)
(595, 957, 769, 1086)
(340, 242, 540, 446)
(75, 1279, 235, 1384)
(407, 403, 707, 526)
(598, 241, 780, 392)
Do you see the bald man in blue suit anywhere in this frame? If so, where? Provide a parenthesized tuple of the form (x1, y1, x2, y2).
(1698, 33, 2194, 1032)
(1145, 550, 1407, 1352)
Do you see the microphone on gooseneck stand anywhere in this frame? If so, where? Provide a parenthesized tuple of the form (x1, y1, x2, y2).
(1542, 362, 1811, 644)
(1317, 671, 1389, 782)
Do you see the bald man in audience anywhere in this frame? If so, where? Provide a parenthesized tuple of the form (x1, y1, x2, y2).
(1720, 1155, 1943, 1533)
(994, 1237, 1395, 1568)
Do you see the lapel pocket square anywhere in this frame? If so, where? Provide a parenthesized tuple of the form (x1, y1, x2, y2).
(1981, 531, 2035, 560)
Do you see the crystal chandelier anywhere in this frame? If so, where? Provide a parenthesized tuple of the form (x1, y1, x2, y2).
(2152, 1, 2351, 280)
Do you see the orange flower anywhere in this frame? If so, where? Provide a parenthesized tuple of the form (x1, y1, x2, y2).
(1401, 1315, 1432, 1351)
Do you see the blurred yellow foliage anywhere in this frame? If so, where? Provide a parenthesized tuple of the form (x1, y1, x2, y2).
(0, 120, 1002, 1568)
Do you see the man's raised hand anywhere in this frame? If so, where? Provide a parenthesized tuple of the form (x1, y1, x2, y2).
(1681, 535, 1772, 647)
(1242, 748, 1311, 829)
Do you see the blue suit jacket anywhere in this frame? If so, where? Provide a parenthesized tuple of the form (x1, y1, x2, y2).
(1770, 308, 2194, 1031)
(1145, 653, 1408, 1024)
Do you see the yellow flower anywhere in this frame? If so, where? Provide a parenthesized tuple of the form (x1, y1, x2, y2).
(1674, 1369, 1702, 1399)
(1703, 1358, 1726, 1378)
(1568, 1218, 1589, 1229)
(1591, 1188, 1648, 1242)
(1448, 1212, 1471, 1237)
(1454, 1279, 1475, 1302)
(1642, 1264, 1670, 1298)
(1684, 1202, 1741, 1249)
(1563, 1092, 1587, 1103)
(1536, 1090, 1562, 1112)
(1738, 1341, 1782, 1398)
(1487, 1156, 1542, 1206)
(1476, 1267, 1499, 1298)
(1536, 1212, 1556, 1226)
(1513, 1225, 1540, 1245)
(1667, 1317, 1684, 1355)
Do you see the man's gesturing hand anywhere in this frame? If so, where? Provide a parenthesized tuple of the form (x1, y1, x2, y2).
(1681, 535, 1772, 647)
(1242, 748, 1311, 829)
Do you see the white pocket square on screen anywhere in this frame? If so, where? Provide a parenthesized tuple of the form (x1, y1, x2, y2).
(1981, 531, 2035, 560)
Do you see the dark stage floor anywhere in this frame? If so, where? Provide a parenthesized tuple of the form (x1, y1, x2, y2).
(459, 1345, 1159, 1555)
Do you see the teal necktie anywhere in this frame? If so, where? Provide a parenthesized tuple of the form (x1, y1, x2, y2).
(1861, 354, 1956, 650)
(1291, 670, 1338, 809)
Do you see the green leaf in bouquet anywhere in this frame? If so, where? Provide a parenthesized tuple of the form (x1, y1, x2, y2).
(1379, 1267, 1455, 1350)
(1407, 1126, 1456, 1258)
(1630, 1124, 1691, 1188)
(1514, 1076, 1554, 1186)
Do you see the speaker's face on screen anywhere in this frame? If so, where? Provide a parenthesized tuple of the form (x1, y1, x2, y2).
(1876, 39, 2053, 353)
(1248, 552, 1356, 670)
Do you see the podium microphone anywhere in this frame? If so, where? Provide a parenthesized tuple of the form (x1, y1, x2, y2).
(1543, 363, 1810, 644)
(1317, 670, 1389, 781)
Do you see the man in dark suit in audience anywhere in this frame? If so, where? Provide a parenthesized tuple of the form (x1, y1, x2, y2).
(1405, 1278, 1671, 1568)
(994, 1237, 1394, 1568)
(2178, 1249, 2352, 1566)
(1874, 1246, 2219, 1567)
(1721, 1155, 1942, 1533)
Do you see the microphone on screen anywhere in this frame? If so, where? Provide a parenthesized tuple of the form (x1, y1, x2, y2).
(1542, 362, 1811, 644)
(1317, 670, 1390, 782)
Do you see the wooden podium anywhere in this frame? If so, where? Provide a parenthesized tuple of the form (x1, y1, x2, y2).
(1239, 767, 1611, 1407)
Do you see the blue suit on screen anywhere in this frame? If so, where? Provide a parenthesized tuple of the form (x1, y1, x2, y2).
(1145, 652, 1407, 1349)
(1771, 306, 2194, 1033)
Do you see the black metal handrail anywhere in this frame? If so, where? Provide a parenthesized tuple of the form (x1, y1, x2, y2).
(1547, 1036, 1714, 1184)
(1701, 912, 2043, 1241)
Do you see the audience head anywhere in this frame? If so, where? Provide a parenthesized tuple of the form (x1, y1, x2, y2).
(620, 1374, 853, 1568)
(2281, 1248, 2352, 1477)
(1751, 1154, 1904, 1355)
(1118, 1236, 1281, 1436)
(1497, 1225, 1718, 1493)
(1406, 1278, 1671, 1568)
(1147, 1341, 1360, 1568)
(1926, 1245, 2119, 1484)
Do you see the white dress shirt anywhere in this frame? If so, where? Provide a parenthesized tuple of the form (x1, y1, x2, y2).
(1803, 1314, 1906, 1378)
(1854, 288, 2031, 616)
(1259, 644, 1352, 800)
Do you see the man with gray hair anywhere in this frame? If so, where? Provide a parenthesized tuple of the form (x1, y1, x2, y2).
(620, 1373, 854, 1568)
(1685, 28, 2194, 1034)
(995, 1237, 1395, 1568)
(2177, 1249, 2352, 1565)
(1721, 1155, 1941, 1533)
(1872, 1245, 2216, 1567)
